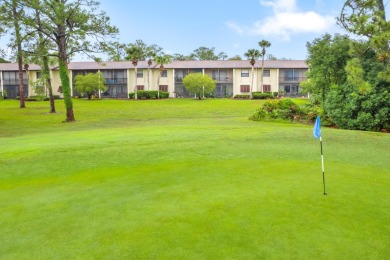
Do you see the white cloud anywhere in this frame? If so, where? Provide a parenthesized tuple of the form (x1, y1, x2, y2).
(227, 0, 335, 41)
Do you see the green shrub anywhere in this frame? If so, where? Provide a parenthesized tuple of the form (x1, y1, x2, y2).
(249, 98, 304, 122)
(252, 92, 274, 99)
(234, 94, 250, 99)
(249, 108, 267, 121)
(29, 95, 46, 101)
(129, 91, 169, 100)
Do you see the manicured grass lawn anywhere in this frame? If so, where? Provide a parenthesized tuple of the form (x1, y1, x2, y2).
(0, 98, 389, 259)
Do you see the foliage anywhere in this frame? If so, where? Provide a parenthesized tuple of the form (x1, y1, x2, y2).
(0, 0, 27, 108)
(244, 49, 261, 64)
(74, 72, 106, 100)
(21, 0, 118, 121)
(249, 98, 305, 122)
(303, 33, 351, 103)
(325, 82, 390, 131)
(182, 73, 216, 99)
(339, 0, 390, 64)
(252, 92, 275, 99)
(228, 55, 242, 60)
(190, 46, 221, 60)
(129, 91, 169, 99)
(233, 94, 250, 99)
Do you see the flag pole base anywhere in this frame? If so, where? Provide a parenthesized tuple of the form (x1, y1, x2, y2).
(323, 193, 327, 195)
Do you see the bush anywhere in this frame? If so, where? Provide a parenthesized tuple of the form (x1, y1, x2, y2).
(129, 91, 169, 100)
(249, 98, 305, 122)
(234, 94, 250, 99)
(29, 95, 46, 101)
(249, 108, 267, 121)
(252, 92, 274, 99)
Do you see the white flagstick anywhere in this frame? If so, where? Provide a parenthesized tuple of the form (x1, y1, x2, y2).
(320, 136, 327, 195)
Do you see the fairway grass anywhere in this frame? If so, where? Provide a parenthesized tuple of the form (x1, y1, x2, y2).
(0, 99, 389, 259)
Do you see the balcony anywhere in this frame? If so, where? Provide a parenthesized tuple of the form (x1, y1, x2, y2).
(104, 78, 127, 84)
(211, 76, 232, 83)
(278, 76, 307, 83)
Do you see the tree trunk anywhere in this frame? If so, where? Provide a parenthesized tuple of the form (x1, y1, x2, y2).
(12, 0, 25, 108)
(250, 65, 254, 98)
(37, 8, 56, 113)
(377, 0, 385, 20)
(43, 56, 56, 113)
(58, 30, 75, 122)
(261, 56, 265, 93)
(134, 66, 138, 100)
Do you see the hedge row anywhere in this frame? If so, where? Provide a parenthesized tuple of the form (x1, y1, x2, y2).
(252, 92, 279, 99)
(129, 90, 169, 99)
(234, 92, 279, 99)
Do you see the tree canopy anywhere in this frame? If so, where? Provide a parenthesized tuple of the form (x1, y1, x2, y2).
(302, 33, 351, 103)
(74, 72, 106, 99)
(183, 73, 216, 99)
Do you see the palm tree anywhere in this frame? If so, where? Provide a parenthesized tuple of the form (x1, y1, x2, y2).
(258, 40, 271, 92)
(145, 44, 162, 91)
(154, 54, 171, 99)
(126, 45, 144, 99)
(244, 49, 261, 98)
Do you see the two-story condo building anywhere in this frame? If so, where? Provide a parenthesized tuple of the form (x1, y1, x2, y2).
(0, 60, 308, 99)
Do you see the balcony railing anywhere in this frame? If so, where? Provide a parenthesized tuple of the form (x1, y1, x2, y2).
(1, 79, 28, 85)
(278, 76, 307, 83)
(104, 78, 127, 84)
(211, 76, 232, 83)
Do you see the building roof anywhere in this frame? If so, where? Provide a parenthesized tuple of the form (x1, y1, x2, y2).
(0, 63, 42, 71)
(0, 60, 308, 71)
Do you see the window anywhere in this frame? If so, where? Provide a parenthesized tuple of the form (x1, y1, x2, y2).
(57, 86, 62, 93)
(36, 72, 42, 79)
(263, 84, 271, 92)
(284, 69, 298, 81)
(161, 70, 167, 77)
(241, 69, 249, 77)
(240, 85, 250, 92)
(263, 70, 270, 77)
(159, 85, 168, 92)
(137, 70, 143, 78)
(136, 85, 144, 90)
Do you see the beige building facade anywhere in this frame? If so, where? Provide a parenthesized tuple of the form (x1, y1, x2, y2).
(0, 60, 308, 99)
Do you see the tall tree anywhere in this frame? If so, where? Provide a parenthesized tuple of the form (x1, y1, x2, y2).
(258, 40, 271, 92)
(105, 41, 128, 61)
(0, 0, 26, 108)
(171, 53, 194, 61)
(228, 55, 242, 60)
(339, 0, 390, 80)
(302, 34, 351, 103)
(126, 45, 144, 100)
(244, 48, 261, 98)
(191, 47, 219, 60)
(154, 54, 171, 99)
(218, 52, 228, 60)
(145, 44, 162, 91)
(24, 7, 58, 113)
(24, 0, 118, 122)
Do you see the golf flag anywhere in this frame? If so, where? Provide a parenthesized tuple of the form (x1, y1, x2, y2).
(313, 116, 321, 139)
(313, 115, 327, 195)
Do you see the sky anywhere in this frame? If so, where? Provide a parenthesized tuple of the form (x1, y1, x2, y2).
(95, 0, 346, 60)
(0, 0, 376, 61)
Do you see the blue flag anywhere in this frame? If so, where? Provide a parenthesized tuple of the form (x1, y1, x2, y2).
(313, 116, 321, 139)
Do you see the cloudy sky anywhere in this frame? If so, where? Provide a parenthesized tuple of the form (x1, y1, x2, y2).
(0, 0, 373, 61)
(96, 0, 346, 60)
